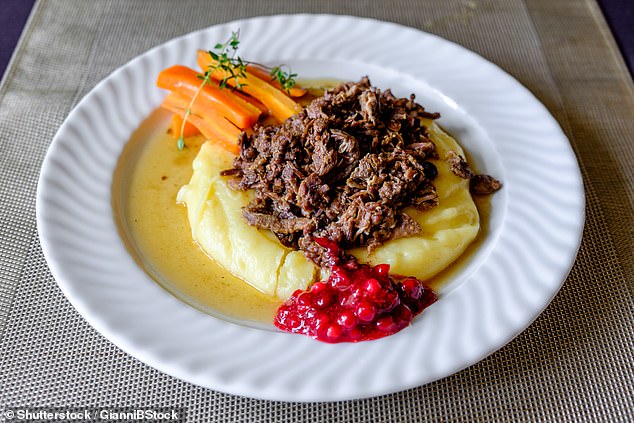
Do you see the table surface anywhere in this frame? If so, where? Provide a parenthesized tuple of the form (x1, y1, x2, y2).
(1, 0, 633, 78)
(1, 1, 632, 422)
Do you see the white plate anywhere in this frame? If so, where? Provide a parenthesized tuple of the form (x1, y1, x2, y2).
(36, 14, 584, 402)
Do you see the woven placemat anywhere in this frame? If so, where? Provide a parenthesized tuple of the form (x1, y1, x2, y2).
(1, 0, 632, 421)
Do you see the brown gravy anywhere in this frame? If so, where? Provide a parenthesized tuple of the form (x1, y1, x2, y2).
(113, 109, 280, 324)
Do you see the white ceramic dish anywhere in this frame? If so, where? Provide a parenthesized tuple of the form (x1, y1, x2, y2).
(36, 14, 584, 401)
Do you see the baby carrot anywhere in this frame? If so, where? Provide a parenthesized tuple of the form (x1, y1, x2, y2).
(196, 50, 302, 122)
(156, 65, 261, 129)
(169, 113, 200, 140)
(161, 91, 242, 153)
(232, 89, 269, 114)
(246, 64, 307, 98)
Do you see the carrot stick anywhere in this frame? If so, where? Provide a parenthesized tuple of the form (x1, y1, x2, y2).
(246, 64, 307, 98)
(156, 65, 260, 129)
(164, 106, 240, 154)
(161, 87, 228, 123)
(196, 50, 302, 122)
(161, 92, 241, 153)
(232, 89, 269, 114)
(161, 91, 242, 140)
(169, 113, 200, 140)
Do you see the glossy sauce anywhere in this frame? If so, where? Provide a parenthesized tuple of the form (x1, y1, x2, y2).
(114, 111, 280, 325)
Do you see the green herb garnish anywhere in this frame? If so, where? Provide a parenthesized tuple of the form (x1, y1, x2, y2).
(270, 65, 298, 94)
(208, 30, 248, 90)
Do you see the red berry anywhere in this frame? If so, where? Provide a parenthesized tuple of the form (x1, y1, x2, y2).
(337, 311, 358, 329)
(420, 288, 438, 307)
(374, 263, 390, 277)
(355, 301, 376, 322)
(314, 313, 330, 330)
(363, 278, 382, 297)
(348, 327, 363, 340)
(350, 286, 364, 300)
(286, 315, 301, 330)
(326, 324, 342, 340)
(338, 295, 349, 306)
(314, 237, 340, 256)
(343, 260, 359, 270)
(330, 268, 350, 287)
(314, 290, 334, 308)
(401, 278, 422, 300)
(297, 292, 313, 308)
(382, 290, 399, 310)
(310, 282, 326, 294)
(394, 304, 413, 325)
(376, 316, 396, 332)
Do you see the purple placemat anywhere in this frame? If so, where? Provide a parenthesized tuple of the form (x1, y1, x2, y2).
(599, 0, 634, 75)
(0, 0, 36, 79)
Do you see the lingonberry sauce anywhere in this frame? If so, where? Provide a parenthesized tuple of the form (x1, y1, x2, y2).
(274, 238, 437, 343)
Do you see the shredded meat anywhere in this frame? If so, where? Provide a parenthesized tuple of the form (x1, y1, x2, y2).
(470, 174, 502, 195)
(223, 77, 445, 266)
(446, 151, 502, 196)
(446, 150, 475, 179)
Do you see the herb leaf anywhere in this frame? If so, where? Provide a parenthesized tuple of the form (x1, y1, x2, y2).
(270, 65, 297, 94)
(207, 30, 247, 92)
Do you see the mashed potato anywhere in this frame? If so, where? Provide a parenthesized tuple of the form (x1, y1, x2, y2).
(349, 120, 480, 279)
(177, 120, 479, 299)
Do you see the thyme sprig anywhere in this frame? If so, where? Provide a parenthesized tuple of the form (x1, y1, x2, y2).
(177, 73, 209, 151)
(270, 65, 298, 94)
(208, 30, 248, 90)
